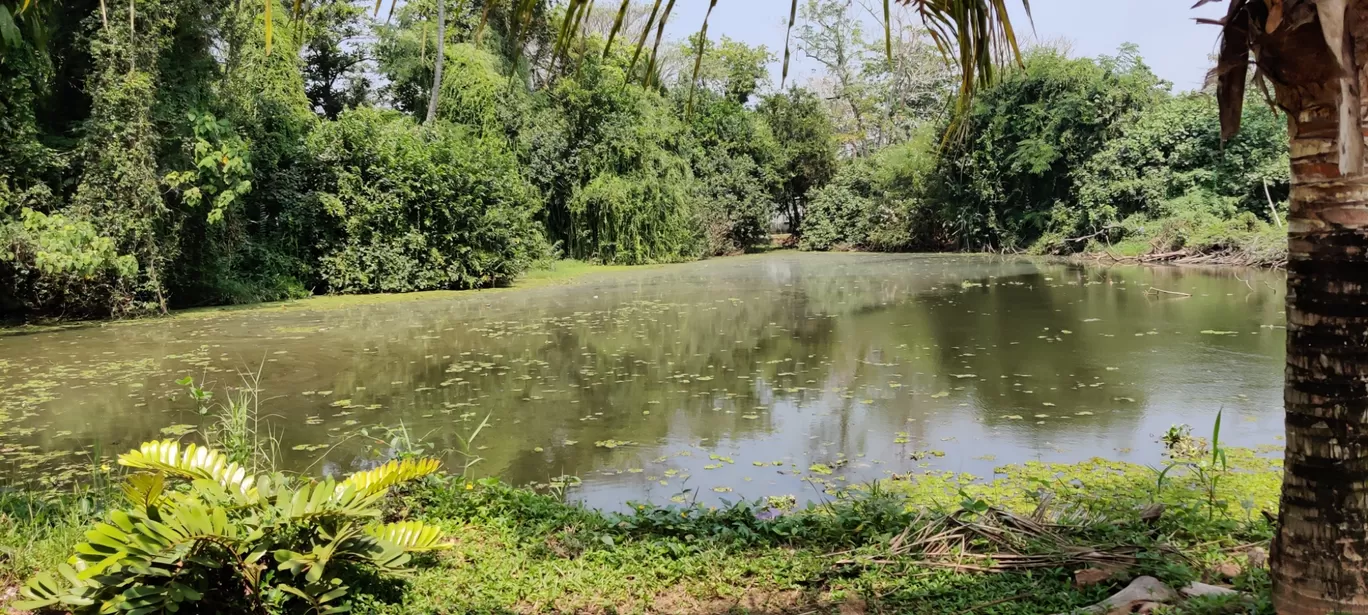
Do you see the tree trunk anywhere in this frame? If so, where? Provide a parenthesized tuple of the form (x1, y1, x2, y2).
(1269, 6, 1368, 613)
(424, 0, 447, 126)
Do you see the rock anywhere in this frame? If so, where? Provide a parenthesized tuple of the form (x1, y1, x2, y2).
(1074, 568, 1115, 588)
(1104, 601, 1162, 615)
(1050, 576, 1179, 615)
(1215, 562, 1242, 579)
(1246, 546, 1268, 569)
(1181, 582, 1238, 599)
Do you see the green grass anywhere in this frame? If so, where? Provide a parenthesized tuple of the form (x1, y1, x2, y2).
(351, 446, 1279, 614)
(4, 448, 1271, 613)
(0, 441, 1281, 614)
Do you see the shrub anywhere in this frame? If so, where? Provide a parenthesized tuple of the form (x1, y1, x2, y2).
(0, 208, 140, 318)
(309, 108, 548, 293)
(15, 440, 447, 614)
(798, 134, 936, 252)
(567, 171, 702, 265)
(799, 183, 874, 251)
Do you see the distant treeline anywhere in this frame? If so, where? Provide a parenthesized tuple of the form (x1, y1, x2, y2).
(0, 0, 1288, 320)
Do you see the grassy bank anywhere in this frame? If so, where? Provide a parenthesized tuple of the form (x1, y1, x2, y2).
(0, 259, 653, 335)
(1, 440, 1281, 614)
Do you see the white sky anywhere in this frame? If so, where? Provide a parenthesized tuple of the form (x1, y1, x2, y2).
(659, 0, 1232, 93)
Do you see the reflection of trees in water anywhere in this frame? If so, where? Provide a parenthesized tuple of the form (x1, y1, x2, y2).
(0, 255, 1288, 487)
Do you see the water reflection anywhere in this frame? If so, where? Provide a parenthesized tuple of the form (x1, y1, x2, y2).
(0, 254, 1285, 508)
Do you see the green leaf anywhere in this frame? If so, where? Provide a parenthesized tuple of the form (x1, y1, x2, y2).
(366, 520, 448, 552)
(340, 457, 441, 497)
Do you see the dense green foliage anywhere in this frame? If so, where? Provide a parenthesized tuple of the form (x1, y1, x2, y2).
(0, 0, 1291, 322)
(308, 108, 545, 293)
(798, 41, 1290, 259)
(0, 1, 793, 320)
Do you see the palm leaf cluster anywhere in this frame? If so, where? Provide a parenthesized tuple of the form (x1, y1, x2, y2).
(544, 0, 1027, 110)
(7, 0, 1029, 110)
(16, 440, 448, 614)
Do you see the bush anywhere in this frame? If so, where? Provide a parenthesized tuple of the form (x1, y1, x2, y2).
(694, 148, 773, 256)
(799, 183, 874, 251)
(0, 209, 140, 318)
(308, 108, 548, 293)
(799, 131, 937, 252)
(15, 440, 447, 614)
(567, 171, 702, 265)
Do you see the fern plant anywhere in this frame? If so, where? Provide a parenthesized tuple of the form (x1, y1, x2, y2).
(15, 439, 448, 614)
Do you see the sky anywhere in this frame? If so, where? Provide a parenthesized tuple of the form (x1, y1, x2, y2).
(658, 0, 1232, 93)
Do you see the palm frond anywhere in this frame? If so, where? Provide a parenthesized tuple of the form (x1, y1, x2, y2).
(121, 473, 166, 510)
(554, 0, 585, 60)
(367, 520, 449, 552)
(474, 0, 499, 45)
(340, 457, 442, 497)
(685, 0, 719, 117)
(627, 0, 662, 77)
(644, 0, 676, 87)
(603, 0, 631, 57)
(887, 0, 1031, 104)
(118, 440, 257, 497)
(781, 0, 798, 88)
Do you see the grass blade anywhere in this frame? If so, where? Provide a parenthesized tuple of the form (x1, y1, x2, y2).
(1210, 408, 1223, 467)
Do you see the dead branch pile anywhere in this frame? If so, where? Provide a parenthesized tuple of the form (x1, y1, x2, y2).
(1079, 248, 1285, 269)
(831, 500, 1178, 574)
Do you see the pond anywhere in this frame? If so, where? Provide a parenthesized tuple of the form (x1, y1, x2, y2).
(0, 253, 1286, 508)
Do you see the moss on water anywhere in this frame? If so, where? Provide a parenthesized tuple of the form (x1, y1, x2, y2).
(1, 448, 1281, 614)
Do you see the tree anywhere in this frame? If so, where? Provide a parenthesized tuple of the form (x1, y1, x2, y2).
(302, 0, 371, 119)
(759, 87, 837, 234)
(1197, 2, 1368, 612)
(680, 35, 773, 104)
(797, 0, 874, 154)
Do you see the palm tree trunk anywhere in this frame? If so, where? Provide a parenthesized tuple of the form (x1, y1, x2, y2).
(1269, 13, 1368, 612)
(424, 0, 447, 126)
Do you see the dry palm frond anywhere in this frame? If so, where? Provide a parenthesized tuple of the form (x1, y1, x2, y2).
(685, 0, 718, 117)
(875, 504, 1150, 573)
(889, 0, 1032, 108)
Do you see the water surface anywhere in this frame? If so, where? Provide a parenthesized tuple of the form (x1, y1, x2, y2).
(0, 253, 1286, 508)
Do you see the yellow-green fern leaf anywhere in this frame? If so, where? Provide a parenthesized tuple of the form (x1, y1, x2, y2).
(121, 472, 166, 510)
(340, 458, 441, 497)
(118, 440, 256, 497)
(366, 520, 448, 552)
